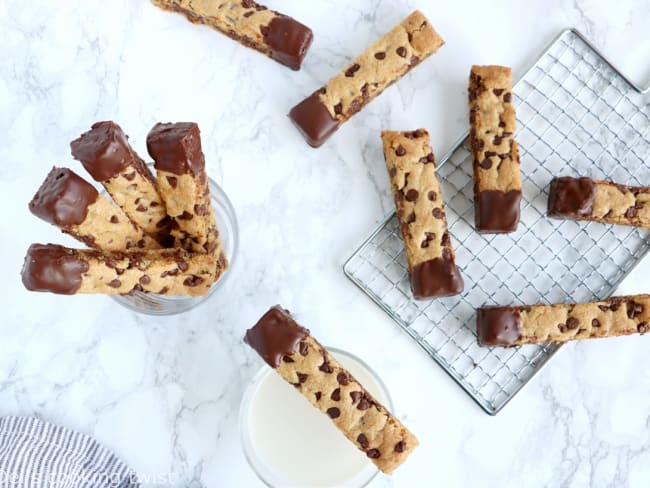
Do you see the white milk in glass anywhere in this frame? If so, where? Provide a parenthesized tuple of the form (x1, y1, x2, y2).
(247, 351, 389, 487)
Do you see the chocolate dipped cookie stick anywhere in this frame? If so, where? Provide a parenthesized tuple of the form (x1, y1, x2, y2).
(151, 0, 313, 70)
(469, 65, 522, 233)
(29, 167, 160, 251)
(289, 11, 444, 147)
(478, 295, 650, 347)
(244, 306, 419, 474)
(548, 176, 650, 228)
(22, 243, 216, 296)
(146, 123, 228, 279)
(70, 121, 171, 242)
(381, 129, 463, 299)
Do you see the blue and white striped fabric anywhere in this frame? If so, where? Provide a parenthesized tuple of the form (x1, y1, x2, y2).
(0, 417, 138, 488)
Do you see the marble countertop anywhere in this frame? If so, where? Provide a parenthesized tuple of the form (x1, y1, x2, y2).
(1, 0, 650, 486)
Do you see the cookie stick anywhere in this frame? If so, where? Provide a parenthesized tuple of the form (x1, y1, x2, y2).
(289, 10, 444, 147)
(381, 129, 464, 298)
(244, 306, 419, 474)
(548, 176, 650, 228)
(469, 65, 522, 233)
(21, 243, 216, 296)
(151, 0, 313, 70)
(477, 295, 650, 347)
(29, 167, 160, 251)
(146, 123, 228, 277)
(70, 121, 171, 242)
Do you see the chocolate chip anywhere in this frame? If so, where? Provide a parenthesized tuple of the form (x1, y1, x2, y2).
(493, 135, 503, 145)
(350, 391, 362, 404)
(334, 102, 343, 115)
(357, 396, 371, 410)
(566, 317, 579, 329)
(366, 449, 381, 459)
(158, 286, 169, 294)
(405, 189, 419, 201)
(396, 46, 407, 57)
(427, 191, 437, 201)
(432, 208, 444, 219)
(419, 153, 435, 164)
(610, 303, 620, 312)
(110, 215, 119, 224)
(331, 388, 341, 401)
(598, 305, 609, 311)
(357, 434, 369, 449)
(327, 407, 340, 419)
(557, 323, 567, 333)
(299, 341, 308, 356)
(406, 212, 416, 224)
(394, 441, 405, 453)
(297, 372, 308, 384)
(183, 276, 204, 287)
(409, 55, 420, 67)
(282, 355, 294, 363)
(503, 93, 512, 103)
(319, 361, 333, 374)
(493, 89, 504, 96)
(177, 211, 194, 220)
(480, 158, 493, 169)
(136, 239, 145, 248)
(592, 319, 600, 327)
(345, 63, 360, 77)
(243, 10, 254, 17)
(166, 176, 177, 188)
(626, 207, 637, 218)
(315, 392, 322, 401)
(194, 204, 208, 216)
(404, 129, 425, 139)
(638, 322, 649, 334)
(374, 52, 386, 60)
(136, 204, 147, 212)
(135, 198, 141, 205)
(337, 372, 349, 385)
(441, 232, 451, 247)
(176, 260, 189, 272)
(395, 145, 406, 156)
(139, 275, 150, 285)
(361, 83, 369, 100)
(389, 167, 397, 177)
(108, 279, 121, 288)
(499, 120, 506, 128)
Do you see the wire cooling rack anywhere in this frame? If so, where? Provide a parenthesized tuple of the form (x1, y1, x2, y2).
(344, 29, 650, 415)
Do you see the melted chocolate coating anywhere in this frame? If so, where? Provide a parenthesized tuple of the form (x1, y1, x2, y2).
(146, 122, 205, 176)
(410, 256, 464, 299)
(244, 306, 309, 367)
(21, 244, 89, 295)
(29, 167, 99, 227)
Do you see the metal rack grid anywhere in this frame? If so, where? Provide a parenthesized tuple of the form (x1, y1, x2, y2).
(344, 29, 650, 415)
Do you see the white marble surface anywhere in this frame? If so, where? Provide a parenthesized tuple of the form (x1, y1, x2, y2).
(1, 0, 650, 486)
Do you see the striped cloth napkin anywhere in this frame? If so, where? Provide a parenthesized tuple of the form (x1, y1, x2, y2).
(0, 417, 138, 488)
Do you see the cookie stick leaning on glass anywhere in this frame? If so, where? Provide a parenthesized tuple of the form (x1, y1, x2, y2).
(21, 243, 216, 297)
(548, 176, 650, 228)
(469, 65, 522, 233)
(70, 121, 172, 244)
(146, 122, 228, 281)
(289, 10, 444, 147)
(477, 295, 650, 347)
(381, 129, 463, 298)
(29, 167, 160, 251)
(244, 306, 418, 474)
(150, 0, 313, 70)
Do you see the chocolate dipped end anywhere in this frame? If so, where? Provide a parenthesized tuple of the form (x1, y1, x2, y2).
(289, 90, 340, 147)
(244, 306, 309, 368)
(410, 257, 464, 299)
(263, 16, 313, 70)
(70, 121, 134, 181)
(29, 167, 99, 227)
(548, 176, 595, 218)
(477, 307, 523, 346)
(146, 122, 205, 176)
(21, 244, 89, 295)
(477, 190, 522, 233)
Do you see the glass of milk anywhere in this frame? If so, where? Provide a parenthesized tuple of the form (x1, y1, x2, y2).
(239, 348, 393, 487)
